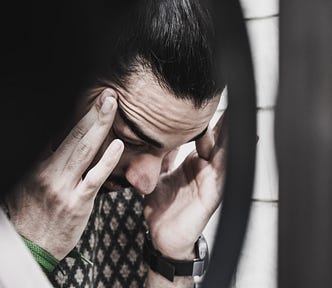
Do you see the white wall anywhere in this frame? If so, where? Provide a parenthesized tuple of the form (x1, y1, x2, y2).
(234, 1, 279, 287)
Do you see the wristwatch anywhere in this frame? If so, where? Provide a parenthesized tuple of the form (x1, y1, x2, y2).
(143, 230, 209, 282)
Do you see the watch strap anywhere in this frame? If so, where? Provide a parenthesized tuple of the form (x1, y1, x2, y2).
(143, 231, 209, 282)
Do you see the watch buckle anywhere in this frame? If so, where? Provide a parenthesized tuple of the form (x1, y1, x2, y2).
(192, 260, 205, 276)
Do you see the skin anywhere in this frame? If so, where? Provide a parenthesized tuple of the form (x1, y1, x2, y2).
(6, 93, 124, 259)
(81, 71, 220, 195)
(7, 70, 227, 288)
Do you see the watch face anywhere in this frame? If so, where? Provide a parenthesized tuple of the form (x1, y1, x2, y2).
(197, 235, 209, 259)
(199, 240, 208, 259)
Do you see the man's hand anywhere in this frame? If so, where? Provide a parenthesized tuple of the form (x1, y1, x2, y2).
(6, 89, 123, 260)
(144, 111, 227, 260)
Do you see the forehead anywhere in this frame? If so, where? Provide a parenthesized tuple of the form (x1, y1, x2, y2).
(116, 71, 219, 146)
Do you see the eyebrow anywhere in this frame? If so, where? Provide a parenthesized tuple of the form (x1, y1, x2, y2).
(117, 106, 164, 148)
(188, 126, 208, 142)
(117, 106, 208, 149)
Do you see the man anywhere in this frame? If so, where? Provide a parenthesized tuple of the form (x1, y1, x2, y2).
(5, 0, 226, 287)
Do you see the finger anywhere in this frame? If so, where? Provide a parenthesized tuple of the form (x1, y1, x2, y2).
(63, 96, 118, 182)
(161, 147, 180, 173)
(51, 89, 115, 168)
(209, 110, 228, 170)
(80, 139, 124, 197)
(195, 125, 214, 161)
(213, 109, 228, 148)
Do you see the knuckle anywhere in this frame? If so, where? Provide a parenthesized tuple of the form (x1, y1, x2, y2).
(84, 174, 100, 190)
(47, 190, 64, 206)
(48, 181, 67, 199)
(67, 143, 93, 171)
(34, 169, 52, 189)
(47, 185, 78, 213)
(27, 169, 78, 211)
(77, 142, 92, 156)
(61, 199, 78, 214)
(71, 125, 86, 140)
(34, 171, 67, 199)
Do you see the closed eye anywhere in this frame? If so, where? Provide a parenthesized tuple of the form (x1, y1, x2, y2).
(123, 141, 145, 150)
(112, 127, 145, 150)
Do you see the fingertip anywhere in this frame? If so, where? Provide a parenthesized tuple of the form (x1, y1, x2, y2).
(101, 97, 114, 114)
(113, 139, 124, 152)
(98, 93, 118, 122)
(100, 88, 118, 103)
(196, 126, 214, 161)
(99, 139, 124, 170)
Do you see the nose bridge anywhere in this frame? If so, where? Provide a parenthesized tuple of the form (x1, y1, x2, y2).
(125, 153, 164, 194)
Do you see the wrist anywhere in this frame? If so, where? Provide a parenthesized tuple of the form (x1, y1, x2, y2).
(149, 231, 196, 260)
(21, 235, 94, 274)
(144, 230, 209, 283)
(155, 242, 196, 261)
(18, 230, 65, 260)
(20, 235, 60, 273)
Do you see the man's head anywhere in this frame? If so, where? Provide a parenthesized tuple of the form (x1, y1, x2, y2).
(94, 0, 220, 107)
(77, 0, 223, 194)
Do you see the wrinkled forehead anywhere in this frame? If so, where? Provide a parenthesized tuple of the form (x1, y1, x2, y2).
(117, 73, 220, 146)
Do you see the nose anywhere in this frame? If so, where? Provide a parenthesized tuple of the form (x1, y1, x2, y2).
(125, 154, 163, 195)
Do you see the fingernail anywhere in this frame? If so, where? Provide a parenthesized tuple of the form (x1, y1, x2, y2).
(101, 97, 114, 113)
(100, 88, 114, 101)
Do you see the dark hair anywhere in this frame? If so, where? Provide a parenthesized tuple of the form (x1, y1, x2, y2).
(95, 0, 221, 108)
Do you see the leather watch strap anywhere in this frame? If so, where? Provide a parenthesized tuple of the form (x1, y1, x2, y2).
(143, 231, 209, 282)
